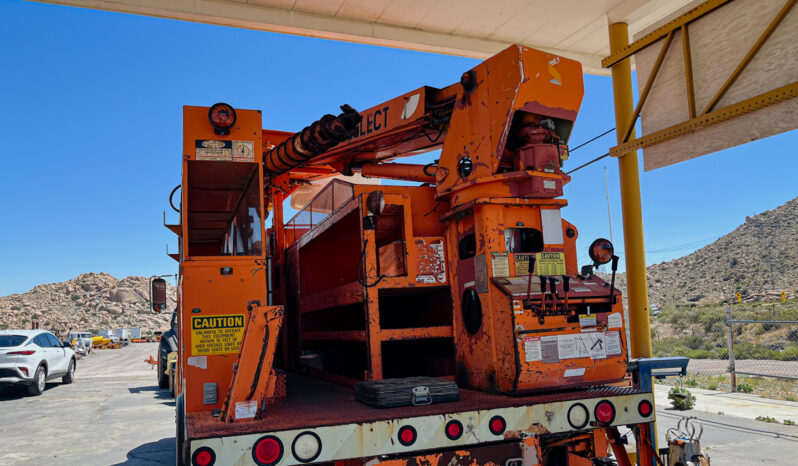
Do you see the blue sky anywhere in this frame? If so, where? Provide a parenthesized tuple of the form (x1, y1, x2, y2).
(1, 0, 796, 296)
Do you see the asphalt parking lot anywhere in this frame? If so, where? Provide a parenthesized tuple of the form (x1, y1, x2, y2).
(2, 342, 797, 465)
(0, 342, 175, 465)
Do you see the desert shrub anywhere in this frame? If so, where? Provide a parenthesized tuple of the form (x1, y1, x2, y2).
(684, 376, 698, 387)
(755, 416, 778, 423)
(737, 382, 754, 393)
(668, 386, 696, 410)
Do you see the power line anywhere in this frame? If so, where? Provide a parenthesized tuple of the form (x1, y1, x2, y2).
(570, 127, 615, 152)
(566, 152, 610, 174)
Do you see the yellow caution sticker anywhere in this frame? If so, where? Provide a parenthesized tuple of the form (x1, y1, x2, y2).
(191, 314, 245, 355)
(536, 252, 566, 276)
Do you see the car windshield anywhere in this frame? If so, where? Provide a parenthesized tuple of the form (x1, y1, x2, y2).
(0, 335, 27, 347)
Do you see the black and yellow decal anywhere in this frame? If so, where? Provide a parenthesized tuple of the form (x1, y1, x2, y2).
(190, 314, 245, 355)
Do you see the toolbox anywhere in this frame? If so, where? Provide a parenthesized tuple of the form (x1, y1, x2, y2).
(354, 377, 459, 408)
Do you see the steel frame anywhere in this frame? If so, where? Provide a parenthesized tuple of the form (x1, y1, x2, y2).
(604, 0, 798, 157)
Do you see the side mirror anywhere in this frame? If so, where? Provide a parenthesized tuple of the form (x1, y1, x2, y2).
(150, 277, 168, 313)
(62, 341, 71, 348)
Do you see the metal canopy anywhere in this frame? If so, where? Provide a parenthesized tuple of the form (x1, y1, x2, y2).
(33, 0, 694, 75)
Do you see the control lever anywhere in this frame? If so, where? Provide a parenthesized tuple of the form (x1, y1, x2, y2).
(608, 255, 619, 304)
(525, 256, 537, 303)
(539, 275, 547, 323)
(548, 276, 558, 308)
(562, 276, 572, 316)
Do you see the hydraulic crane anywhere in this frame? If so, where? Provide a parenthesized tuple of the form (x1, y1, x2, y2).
(158, 44, 688, 466)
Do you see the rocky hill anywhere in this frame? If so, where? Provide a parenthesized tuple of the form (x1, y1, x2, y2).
(610, 197, 798, 306)
(0, 273, 176, 336)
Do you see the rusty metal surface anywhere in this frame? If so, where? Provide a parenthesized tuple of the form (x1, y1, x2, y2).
(187, 373, 642, 439)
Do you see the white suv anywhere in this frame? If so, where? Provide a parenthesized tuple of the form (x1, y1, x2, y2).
(0, 329, 76, 396)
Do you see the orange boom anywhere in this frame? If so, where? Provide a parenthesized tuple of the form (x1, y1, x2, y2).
(161, 45, 686, 466)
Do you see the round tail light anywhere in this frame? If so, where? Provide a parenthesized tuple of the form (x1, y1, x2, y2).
(445, 420, 463, 440)
(252, 435, 283, 465)
(594, 400, 616, 424)
(192, 447, 216, 466)
(567, 403, 589, 429)
(638, 399, 653, 417)
(398, 425, 417, 446)
(488, 415, 506, 435)
(292, 431, 322, 463)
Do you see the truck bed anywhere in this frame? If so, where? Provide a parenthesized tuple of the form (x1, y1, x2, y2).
(187, 373, 642, 439)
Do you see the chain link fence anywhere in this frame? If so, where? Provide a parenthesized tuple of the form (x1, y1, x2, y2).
(651, 301, 798, 398)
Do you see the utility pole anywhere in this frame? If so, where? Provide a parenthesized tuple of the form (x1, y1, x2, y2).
(726, 306, 737, 392)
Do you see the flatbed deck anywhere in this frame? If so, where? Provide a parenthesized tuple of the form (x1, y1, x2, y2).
(187, 373, 642, 439)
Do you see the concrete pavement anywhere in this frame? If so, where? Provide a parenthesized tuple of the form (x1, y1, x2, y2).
(0, 342, 174, 465)
(654, 383, 798, 424)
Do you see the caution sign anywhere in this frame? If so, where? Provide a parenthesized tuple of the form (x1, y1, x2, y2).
(536, 252, 566, 275)
(191, 314, 245, 355)
(515, 252, 566, 276)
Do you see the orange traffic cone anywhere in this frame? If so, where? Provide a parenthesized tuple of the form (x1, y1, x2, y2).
(145, 355, 158, 369)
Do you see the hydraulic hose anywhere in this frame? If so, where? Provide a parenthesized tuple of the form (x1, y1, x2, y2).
(264, 105, 361, 174)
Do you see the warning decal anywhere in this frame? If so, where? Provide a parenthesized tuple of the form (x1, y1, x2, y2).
(191, 314, 245, 355)
(514, 252, 566, 276)
(195, 140, 255, 162)
(536, 252, 566, 276)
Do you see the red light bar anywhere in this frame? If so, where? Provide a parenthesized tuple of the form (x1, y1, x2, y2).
(8, 350, 35, 355)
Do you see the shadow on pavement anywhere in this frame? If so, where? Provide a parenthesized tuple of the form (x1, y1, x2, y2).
(113, 437, 175, 465)
(0, 383, 58, 401)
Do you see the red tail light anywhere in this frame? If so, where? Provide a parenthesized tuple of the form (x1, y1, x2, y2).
(594, 400, 616, 424)
(8, 350, 35, 355)
(445, 420, 463, 440)
(191, 447, 215, 466)
(253, 435, 283, 465)
(638, 400, 653, 417)
(18, 367, 28, 376)
(398, 425, 417, 446)
(488, 415, 506, 435)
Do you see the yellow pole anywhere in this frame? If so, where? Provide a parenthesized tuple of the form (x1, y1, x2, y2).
(609, 22, 657, 466)
(608, 23, 652, 359)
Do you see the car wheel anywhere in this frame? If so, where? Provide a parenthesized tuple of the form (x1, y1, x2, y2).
(28, 365, 46, 396)
(158, 341, 170, 389)
(62, 359, 75, 384)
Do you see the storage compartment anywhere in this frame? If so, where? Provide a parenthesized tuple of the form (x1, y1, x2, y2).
(378, 287, 452, 329)
(381, 338, 456, 379)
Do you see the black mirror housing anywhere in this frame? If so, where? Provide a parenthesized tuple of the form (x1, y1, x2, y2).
(150, 277, 168, 313)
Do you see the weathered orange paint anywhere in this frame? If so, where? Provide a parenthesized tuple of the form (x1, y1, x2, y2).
(173, 44, 641, 465)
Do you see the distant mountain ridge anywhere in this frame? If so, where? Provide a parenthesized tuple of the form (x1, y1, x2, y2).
(0, 272, 175, 335)
(609, 197, 798, 306)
